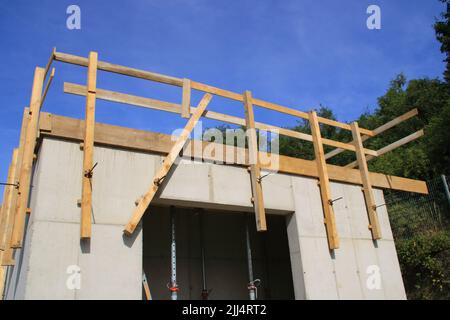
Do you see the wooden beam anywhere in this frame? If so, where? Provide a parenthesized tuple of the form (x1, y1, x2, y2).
(38, 112, 429, 194)
(10, 67, 45, 248)
(39, 67, 55, 110)
(143, 271, 151, 300)
(181, 79, 191, 119)
(54, 51, 183, 86)
(351, 122, 381, 240)
(0, 161, 14, 251)
(0, 149, 19, 267)
(0, 149, 18, 253)
(64, 83, 378, 156)
(124, 94, 213, 235)
(346, 129, 424, 168)
(44, 47, 56, 80)
(80, 52, 98, 239)
(309, 111, 339, 249)
(325, 108, 419, 160)
(55, 51, 374, 135)
(9, 108, 30, 249)
(243, 91, 267, 232)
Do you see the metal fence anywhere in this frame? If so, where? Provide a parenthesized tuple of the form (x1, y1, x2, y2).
(384, 175, 450, 240)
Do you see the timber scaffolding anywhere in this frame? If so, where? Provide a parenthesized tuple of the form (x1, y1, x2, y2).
(0, 48, 427, 273)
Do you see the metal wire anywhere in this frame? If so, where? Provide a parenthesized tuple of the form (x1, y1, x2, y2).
(384, 175, 450, 240)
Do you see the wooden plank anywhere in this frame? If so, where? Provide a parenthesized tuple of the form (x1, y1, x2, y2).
(142, 271, 151, 300)
(346, 129, 424, 168)
(9, 108, 30, 247)
(39, 68, 55, 109)
(325, 109, 419, 160)
(80, 52, 98, 239)
(351, 122, 381, 240)
(54, 51, 183, 86)
(10, 68, 45, 248)
(39, 112, 429, 194)
(309, 111, 339, 249)
(243, 91, 267, 232)
(64, 83, 377, 155)
(181, 79, 191, 119)
(44, 47, 56, 80)
(55, 51, 374, 135)
(0, 149, 19, 252)
(124, 94, 213, 235)
(0, 149, 19, 266)
(0, 163, 14, 251)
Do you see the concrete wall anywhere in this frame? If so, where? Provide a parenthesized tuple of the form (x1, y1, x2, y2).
(4, 137, 406, 299)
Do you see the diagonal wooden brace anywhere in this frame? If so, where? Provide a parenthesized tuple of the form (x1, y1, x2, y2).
(123, 93, 213, 235)
(309, 111, 339, 250)
(243, 91, 267, 232)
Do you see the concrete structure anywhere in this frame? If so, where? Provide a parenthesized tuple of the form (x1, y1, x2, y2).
(3, 135, 406, 300)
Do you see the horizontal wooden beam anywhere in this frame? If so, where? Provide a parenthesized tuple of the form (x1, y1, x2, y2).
(37, 112, 428, 194)
(346, 129, 424, 168)
(64, 83, 378, 156)
(55, 51, 373, 135)
(55, 51, 183, 86)
(325, 108, 419, 160)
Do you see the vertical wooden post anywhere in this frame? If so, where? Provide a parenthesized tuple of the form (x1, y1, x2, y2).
(309, 111, 339, 249)
(0, 149, 19, 251)
(181, 78, 191, 119)
(351, 122, 381, 240)
(0, 149, 19, 266)
(81, 51, 98, 239)
(6, 109, 29, 254)
(243, 91, 267, 232)
(10, 68, 45, 248)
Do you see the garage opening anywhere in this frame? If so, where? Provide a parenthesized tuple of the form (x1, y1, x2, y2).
(143, 206, 295, 300)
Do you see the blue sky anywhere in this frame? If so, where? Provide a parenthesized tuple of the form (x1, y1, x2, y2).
(0, 0, 446, 195)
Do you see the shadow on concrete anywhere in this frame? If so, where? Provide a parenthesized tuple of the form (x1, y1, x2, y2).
(122, 223, 142, 248)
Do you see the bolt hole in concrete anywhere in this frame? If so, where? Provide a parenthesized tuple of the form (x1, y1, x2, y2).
(143, 206, 295, 300)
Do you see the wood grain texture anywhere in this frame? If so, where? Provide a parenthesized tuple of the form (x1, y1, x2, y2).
(64, 83, 377, 155)
(325, 108, 419, 160)
(181, 78, 191, 119)
(124, 94, 213, 235)
(351, 122, 381, 240)
(38, 112, 429, 194)
(309, 111, 339, 249)
(81, 52, 98, 239)
(11, 67, 45, 248)
(243, 91, 267, 232)
(346, 129, 424, 168)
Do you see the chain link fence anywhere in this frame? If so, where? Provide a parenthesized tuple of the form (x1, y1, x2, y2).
(385, 175, 450, 240)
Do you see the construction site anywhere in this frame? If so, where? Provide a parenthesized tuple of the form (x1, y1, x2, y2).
(0, 49, 429, 300)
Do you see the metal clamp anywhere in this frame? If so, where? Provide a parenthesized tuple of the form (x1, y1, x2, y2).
(84, 162, 98, 178)
(328, 196, 343, 205)
(0, 182, 19, 189)
(154, 175, 167, 186)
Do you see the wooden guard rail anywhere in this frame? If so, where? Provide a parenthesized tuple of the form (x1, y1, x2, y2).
(0, 48, 425, 254)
